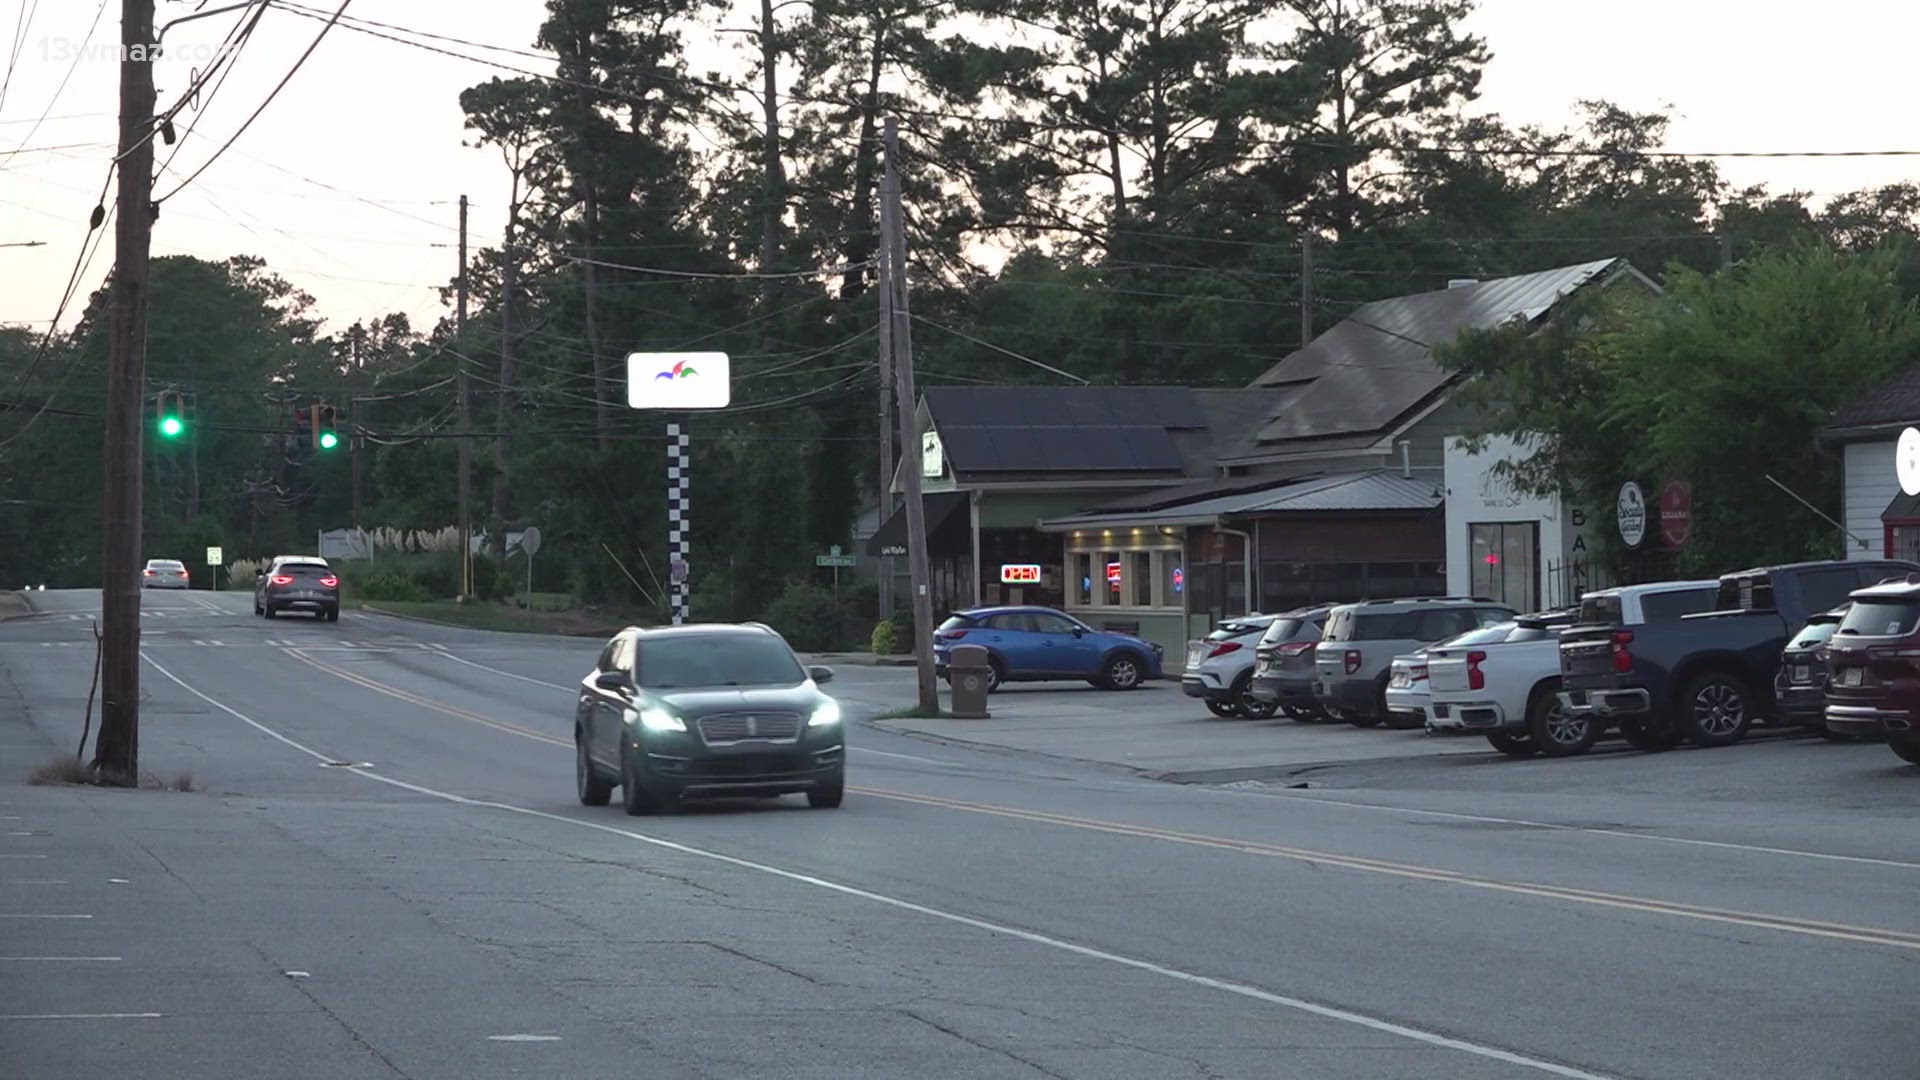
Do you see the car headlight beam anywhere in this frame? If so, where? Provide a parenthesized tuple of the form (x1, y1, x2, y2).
(630, 705, 685, 732)
(808, 700, 842, 728)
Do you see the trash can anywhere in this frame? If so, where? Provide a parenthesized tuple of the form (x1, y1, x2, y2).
(948, 644, 992, 719)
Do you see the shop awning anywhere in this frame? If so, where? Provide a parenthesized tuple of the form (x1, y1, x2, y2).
(866, 492, 972, 557)
(1037, 470, 1442, 532)
(1883, 490, 1920, 521)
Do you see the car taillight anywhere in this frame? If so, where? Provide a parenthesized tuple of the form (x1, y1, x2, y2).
(940, 629, 967, 640)
(1867, 646, 1920, 659)
(1344, 649, 1362, 675)
(270, 575, 293, 586)
(1610, 629, 1633, 674)
(1467, 650, 1486, 691)
(143, 569, 155, 575)
(1278, 641, 1315, 657)
(1208, 641, 1242, 659)
(1410, 663, 1428, 681)
(319, 576, 338, 588)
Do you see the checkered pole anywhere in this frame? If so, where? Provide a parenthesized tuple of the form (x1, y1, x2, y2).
(667, 421, 690, 624)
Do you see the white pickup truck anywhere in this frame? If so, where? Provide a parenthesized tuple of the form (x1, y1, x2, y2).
(1428, 581, 1719, 756)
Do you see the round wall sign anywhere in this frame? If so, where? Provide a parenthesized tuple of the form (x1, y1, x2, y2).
(1617, 481, 1648, 548)
(1898, 427, 1920, 497)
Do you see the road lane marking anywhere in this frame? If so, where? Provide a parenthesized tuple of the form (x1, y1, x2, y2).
(257, 650, 1920, 954)
(1, 1013, 162, 1020)
(1, 881, 67, 885)
(140, 651, 1618, 1080)
(280, 649, 570, 748)
(0, 956, 121, 962)
(0, 914, 91, 919)
(0, 855, 47, 859)
(850, 746, 949, 765)
(852, 787, 1920, 952)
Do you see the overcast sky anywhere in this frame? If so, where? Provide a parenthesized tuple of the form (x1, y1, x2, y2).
(2, 0, 1916, 337)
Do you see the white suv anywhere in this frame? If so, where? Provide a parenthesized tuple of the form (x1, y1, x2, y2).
(1182, 614, 1280, 718)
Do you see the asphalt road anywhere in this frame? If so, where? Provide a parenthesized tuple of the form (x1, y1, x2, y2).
(2, 588, 1916, 1079)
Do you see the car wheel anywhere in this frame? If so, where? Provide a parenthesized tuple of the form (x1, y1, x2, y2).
(1679, 672, 1753, 748)
(1234, 674, 1279, 719)
(262, 605, 276, 619)
(807, 773, 845, 808)
(1101, 653, 1144, 691)
(986, 660, 1004, 694)
(1888, 734, 1920, 766)
(1347, 712, 1382, 728)
(1527, 680, 1597, 757)
(324, 607, 340, 623)
(1486, 732, 1537, 757)
(620, 753, 673, 816)
(576, 736, 612, 807)
(1205, 699, 1242, 718)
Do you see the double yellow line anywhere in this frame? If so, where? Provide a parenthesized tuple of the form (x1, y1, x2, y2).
(282, 645, 1920, 953)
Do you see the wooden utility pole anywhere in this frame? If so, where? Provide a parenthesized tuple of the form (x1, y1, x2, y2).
(1300, 232, 1314, 349)
(455, 195, 473, 598)
(881, 117, 938, 714)
(876, 182, 896, 622)
(758, 0, 785, 313)
(492, 234, 516, 561)
(96, 0, 157, 784)
(349, 328, 363, 528)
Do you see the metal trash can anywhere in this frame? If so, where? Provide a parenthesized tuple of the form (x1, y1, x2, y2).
(948, 644, 992, 719)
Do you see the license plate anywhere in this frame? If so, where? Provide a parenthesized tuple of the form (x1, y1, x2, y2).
(1791, 664, 1810, 684)
(1838, 666, 1863, 686)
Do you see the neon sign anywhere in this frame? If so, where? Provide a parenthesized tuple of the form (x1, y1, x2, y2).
(1000, 563, 1042, 584)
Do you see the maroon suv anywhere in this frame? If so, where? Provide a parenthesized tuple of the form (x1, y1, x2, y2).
(1823, 579, 1920, 767)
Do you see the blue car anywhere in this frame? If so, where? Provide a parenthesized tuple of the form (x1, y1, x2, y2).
(933, 606, 1164, 692)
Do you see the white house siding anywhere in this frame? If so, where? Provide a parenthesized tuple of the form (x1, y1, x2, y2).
(1844, 439, 1898, 560)
(1444, 435, 1583, 610)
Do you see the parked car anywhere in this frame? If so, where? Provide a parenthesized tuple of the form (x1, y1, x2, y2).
(254, 555, 339, 621)
(1382, 650, 1435, 728)
(1824, 578, 1920, 767)
(1248, 606, 1335, 721)
(1312, 597, 1517, 727)
(573, 622, 845, 813)
(1424, 610, 1582, 755)
(1560, 560, 1920, 752)
(141, 558, 190, 589)
(1183, 614, 1282, 718)
(1775, 604, 1851, 738)
(933, 606, 1164, 692)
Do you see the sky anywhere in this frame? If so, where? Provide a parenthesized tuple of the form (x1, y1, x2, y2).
(2, 0, 1917, 338)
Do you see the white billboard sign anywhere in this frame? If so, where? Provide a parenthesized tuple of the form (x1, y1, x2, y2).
(626, 352, 731, 410)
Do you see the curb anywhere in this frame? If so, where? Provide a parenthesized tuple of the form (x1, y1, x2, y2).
(0, 591, 35, 622)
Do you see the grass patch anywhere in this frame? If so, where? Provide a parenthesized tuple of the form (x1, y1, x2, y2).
(29, 756, 87, 785)
(875, 704, 946, 720)
(363, 599, 640, 637)
(29, 757, 196, 791)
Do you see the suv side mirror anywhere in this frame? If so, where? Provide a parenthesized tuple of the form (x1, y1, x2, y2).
(808, 665, 834, 685)
(593, 671, 629, 692)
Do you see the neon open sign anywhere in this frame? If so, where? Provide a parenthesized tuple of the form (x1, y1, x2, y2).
(1000, 564, 1042, 584)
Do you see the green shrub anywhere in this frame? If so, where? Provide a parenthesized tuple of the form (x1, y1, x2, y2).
(763, 579, 843, 653)
(869, 619, 897, 656)
(358, 572, 431, 603)
(226, 559, 260, 591)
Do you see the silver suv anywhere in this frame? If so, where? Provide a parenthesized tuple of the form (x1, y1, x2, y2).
(1312, 597, 1517, 727)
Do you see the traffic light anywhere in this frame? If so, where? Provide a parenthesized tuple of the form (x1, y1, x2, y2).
(312, 402, 338, 451)
(155, 390, 185, 439)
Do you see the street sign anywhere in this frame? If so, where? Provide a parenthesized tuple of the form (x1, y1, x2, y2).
(205, 546, 222, 566)
(1616, 481, 1647, 548)
(518, 526, 542, 557)
(670, 558, 690, 583)
(626, 352, 732, 410)
(816, 554, 857, 568)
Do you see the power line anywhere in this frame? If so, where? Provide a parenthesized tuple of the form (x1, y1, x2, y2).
(0, 0, 42, 119)
(0, 0, 107, 176)
(910, 314, 1088, 384)
(559, 253, 874, 282)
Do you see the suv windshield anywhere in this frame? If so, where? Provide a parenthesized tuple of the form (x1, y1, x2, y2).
(1578, 594, 1622, 625)
(1257, 618, 1311, 645)
(1789, 619, 1843, 650)
(635, 633, 803, 689)
(1835, 598, 1920, 639)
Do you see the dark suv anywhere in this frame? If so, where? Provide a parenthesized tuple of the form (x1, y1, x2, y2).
(255, 555, 340, 621)
(1775, 604, 1849, 736)
(1824, 579, 1920, 767)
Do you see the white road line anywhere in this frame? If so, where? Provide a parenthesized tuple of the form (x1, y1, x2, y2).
(426, 650, 574, 692)
(0, 956, 121, 962)
(1220, 787, 1920, 872)
(1, 881, 67, 885)
(0, 1013, 162, 1020)
(140, 652, 1617, 1080)
(851, 747, 950, 765)
(0, 855, 47, 859)
(0, 914, 91, 919)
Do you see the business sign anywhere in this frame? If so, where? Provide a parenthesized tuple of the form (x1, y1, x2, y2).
(1106, 561, 1122, 585)
(1899, 427, 1920, 497)
(921, 430, 945, 478)
(1616, 481, 1648, 549)
(1000, 563, 1041, 584)
(205, 546, 222, 566)
(626, 352, 731, 410)
(1659, 480, 1693, 548)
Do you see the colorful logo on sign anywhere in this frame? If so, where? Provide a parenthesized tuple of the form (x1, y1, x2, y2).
(655, 359, 698, 381)
(1000, 564, 1042, 584)
(1171, 567, 1184, 593)
(1106, 562, 1122, 588)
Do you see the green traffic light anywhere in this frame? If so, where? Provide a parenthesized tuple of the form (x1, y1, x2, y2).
(159, 416, 183, 438)
(318, 431, 338, 450)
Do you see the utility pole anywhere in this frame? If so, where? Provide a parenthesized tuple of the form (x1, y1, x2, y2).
(876, 189, 896, 623)
(455, 195, 473, 598)
(881, 117, 938, 714)
(96, 0, 157, 785)
(1300, 232, 1314, 350)
(349, 328, 363, 528)
(492, 234, 515, 562)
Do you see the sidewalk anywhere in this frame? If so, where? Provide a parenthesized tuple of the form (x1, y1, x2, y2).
(0, 590, 32, 621)
(865, 678, 1490, 782)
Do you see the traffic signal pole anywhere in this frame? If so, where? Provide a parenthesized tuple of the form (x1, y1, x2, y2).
(95, 0, 157, 784)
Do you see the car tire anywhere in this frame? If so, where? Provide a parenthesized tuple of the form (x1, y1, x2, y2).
(1679, 671, 1753, 748)
(1100, 653, 1144, 691)
(1526, 679, 1598, 757)
(986, 660, 1004, 694)
(1205, 699, 1241, 718)
(1486, 732, 1537, 757)
(1281, 705, 1318, 722)
(576, 736, 612, 807)
(1618, 717, 1680, 752)
(1347, 712, 1382, 728)
(807, 774, 845, 808)
(620, 753, 673, 816)
(1233, 674, 1279, 719)
(1888, 734, 1920, 766)
(262, 605, 276, 619)
(324, 607, 340, 623)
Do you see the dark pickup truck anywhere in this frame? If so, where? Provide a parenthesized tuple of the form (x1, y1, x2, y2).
(1556, 559, 1920, 752)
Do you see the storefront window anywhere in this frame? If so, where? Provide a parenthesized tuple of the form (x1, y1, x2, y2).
(1131, 552, 1153, 607)
(1102, 553, 1122, 603)
(1470, 522, 1539, 611)
(1257, 561, 1446, 609)
(1064, 537, 1184, 612)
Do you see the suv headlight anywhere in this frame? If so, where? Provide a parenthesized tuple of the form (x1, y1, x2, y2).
(808, 700, 841, 728)
(629, 705, 685, 732)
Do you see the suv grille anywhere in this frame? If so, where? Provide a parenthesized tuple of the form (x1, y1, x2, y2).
(697, 712, 802, 743)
